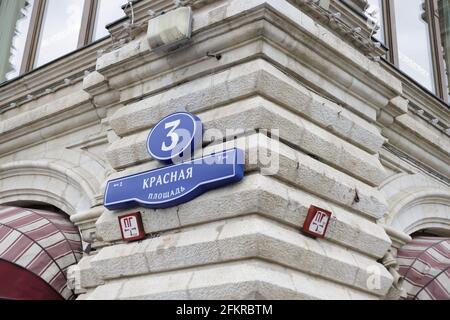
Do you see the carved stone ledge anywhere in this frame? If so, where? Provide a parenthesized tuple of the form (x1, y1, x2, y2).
(83, 71, 120, 108)
(383, 225, 412, 250)
(0, 40, 106, 112)
(71, 206, 112, 250)
(288, 0, 386, 58)
(377, 96, 409, 127)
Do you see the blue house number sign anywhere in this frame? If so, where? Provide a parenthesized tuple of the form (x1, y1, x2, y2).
(147, 112, 203, 162)
(104, 112, 245, 210)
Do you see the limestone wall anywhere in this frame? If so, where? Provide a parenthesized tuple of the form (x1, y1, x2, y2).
(0, 0, 448, 300)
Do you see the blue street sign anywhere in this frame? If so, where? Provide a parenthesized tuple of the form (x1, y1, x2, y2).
(104, 149, 244, 210)
(147, 112, 203, 163)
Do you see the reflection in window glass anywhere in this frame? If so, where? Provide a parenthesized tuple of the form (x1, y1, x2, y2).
(366, 0, 384, 43)
(394, 0, 435, 92)
(93, 0, 126, 41)
(34, 0, 84, 67)
(0, 0, 34, 82)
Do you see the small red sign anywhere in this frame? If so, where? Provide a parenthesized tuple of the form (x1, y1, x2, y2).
(118, 212, 146, 242)
(302, 206, 332, 238)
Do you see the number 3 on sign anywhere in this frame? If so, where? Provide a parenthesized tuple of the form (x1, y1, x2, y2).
(147, 112, 203, 162)
(161, 120, 181, 152)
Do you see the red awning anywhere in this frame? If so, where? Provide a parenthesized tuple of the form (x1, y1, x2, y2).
(0, 206, 82, 300)
(397, 237, 450, 300)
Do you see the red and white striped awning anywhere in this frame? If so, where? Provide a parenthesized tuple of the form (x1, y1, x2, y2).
(397, 237, 450, 300)
(0, 206, 82, 300)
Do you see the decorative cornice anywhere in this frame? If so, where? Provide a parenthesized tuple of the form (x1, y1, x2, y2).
(379, 60, 449, 135)
(106, 0, 178, 49)
(383, 144, 450, 186)
(383, 225, 412, 249)
(82, 71, 121, 108)
(377, 96, 409, 127)
(408, 101, 450, 136)
(111, 0, 384, 60)
(288, 0, 385, 59)
(94, 2, 400, 119)
(0, 39, 110, 112)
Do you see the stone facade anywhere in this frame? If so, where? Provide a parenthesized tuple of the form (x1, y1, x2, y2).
(0, 0, 449, 300)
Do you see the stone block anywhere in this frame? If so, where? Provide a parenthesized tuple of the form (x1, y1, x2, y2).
(84, 260, 379, 300)
(90, 215, 392, 296)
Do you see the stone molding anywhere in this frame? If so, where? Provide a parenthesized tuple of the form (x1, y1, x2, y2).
(0, 160, 99, 215)
(77, 259, 381, 300)
(95, 173, 392, 256)
(95, 2, 401, 109)
(76, 215, 393, 298)
(380, 172, 450, 236)
(0, 40, 106, 112)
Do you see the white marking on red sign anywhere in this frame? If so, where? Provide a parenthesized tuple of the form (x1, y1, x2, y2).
(302, 206, 332, 238)
(118, 212, 146, 242)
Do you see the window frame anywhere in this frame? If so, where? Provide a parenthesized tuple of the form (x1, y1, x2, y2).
(14, 0, 115, 78)
(79, 0, 97, 47)
(428, 0, 448, 100)
(378, 0, 449, 103)
(20, 0, 45, 74)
